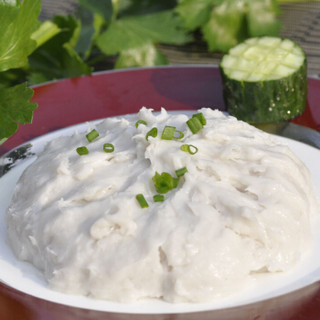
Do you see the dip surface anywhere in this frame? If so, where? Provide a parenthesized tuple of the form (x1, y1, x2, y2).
(5, 108, 319, 303)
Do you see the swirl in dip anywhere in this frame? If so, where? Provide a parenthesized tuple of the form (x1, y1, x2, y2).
(6, 108, 318, 303)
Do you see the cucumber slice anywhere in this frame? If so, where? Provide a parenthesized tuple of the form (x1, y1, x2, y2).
(220, 37, 307, 123)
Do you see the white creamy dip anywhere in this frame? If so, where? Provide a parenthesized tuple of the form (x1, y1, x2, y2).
(5, 108, 319, 303)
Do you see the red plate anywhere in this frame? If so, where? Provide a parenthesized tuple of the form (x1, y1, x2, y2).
(1, 66, 319, 155)
(1, 66, 320, 319)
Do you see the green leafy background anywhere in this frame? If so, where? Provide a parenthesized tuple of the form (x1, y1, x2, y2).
(0, 0, 301, 144)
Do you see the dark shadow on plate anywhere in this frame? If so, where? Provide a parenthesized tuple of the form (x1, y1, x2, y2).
(150, 67, 226, 111)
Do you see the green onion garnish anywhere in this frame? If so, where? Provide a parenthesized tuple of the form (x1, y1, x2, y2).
(136, 194, 149, 208)
(161, 126, 184, 140)
(174, 130, 184, 140)
(187, 117, 203, 134)
(135, 120, 147, 128)
(103, 143, 114, 153)
(153, 194, 165, 202)
(86, 129, 99, 142)
(180, 144, 198, 155)
(175, 167, 188, 177)
(192, 113, 206, 126)
(161, 126, 176, 140)
(152, 172, 179, 194)
(76, 146, 89, 155)
(146, 127, 158, 141)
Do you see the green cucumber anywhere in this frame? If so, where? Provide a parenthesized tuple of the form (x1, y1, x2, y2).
(220, 37, 307, 123)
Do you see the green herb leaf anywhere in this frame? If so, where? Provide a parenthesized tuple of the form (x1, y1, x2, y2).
(175, 0, 221, 31)
(75, 0, 112, 60)
(31, 20, 62, 48)
(152, 172, 179, 194)
(0, 0, 41, 72)
(0, 83, 37, 144)
(78, 0, 113, 23)
(119, 0, 177, 16)
(28, 15, 92, 84)
(74, 8, 104, 60)
(115, 42, 168, 69)
(96, 10, 191, 67)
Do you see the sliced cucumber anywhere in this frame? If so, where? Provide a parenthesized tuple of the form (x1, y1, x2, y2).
(220, 37, 307, 123)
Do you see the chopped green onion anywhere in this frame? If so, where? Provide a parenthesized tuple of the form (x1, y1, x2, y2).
(180, 144, 198, 155)
(152, 172, 179, 194)
(174, 130, 184, 140)
(175, 167, 188, 177)
(161, 126, 184, 140)
(192, 113, 206, 126)
(103, 143, 114, 153)
(76, 146, 89, 155)
(187, 117, 203, 134)
(161, 126, 176, 140)
(146, 127, 158, 141)
(135, 120, 147, 128)
(86, 129, 99, 142)
(153, 194, 165, 202)
(136, 194, 149, 208)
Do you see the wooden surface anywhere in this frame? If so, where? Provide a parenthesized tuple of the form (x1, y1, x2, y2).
(39, 1, 320, 77)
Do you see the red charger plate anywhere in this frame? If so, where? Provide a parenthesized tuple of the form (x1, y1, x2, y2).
(1, 65, 319, 155)
(0, 66, 320, 320)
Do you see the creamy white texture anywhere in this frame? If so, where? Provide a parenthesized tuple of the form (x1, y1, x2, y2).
(6, 108, 319, 303)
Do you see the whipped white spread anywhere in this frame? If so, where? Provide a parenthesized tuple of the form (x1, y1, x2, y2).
(6, 108, 319, 303)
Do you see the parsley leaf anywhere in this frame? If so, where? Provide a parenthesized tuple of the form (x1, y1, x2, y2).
(78, 0, 113, 23)
(96, 10, 191, 67)
(74, 1, 109, 60)
(28, 15, 92, 84)
(0, 83, 37, 144)
(175, 0, 221, 31)
(0, 0, 41, 72)
(115, 42, 168, 69)
(31, 20, 62, 48)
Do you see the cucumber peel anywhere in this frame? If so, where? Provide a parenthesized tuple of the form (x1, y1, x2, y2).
(220, 37, 307, 123)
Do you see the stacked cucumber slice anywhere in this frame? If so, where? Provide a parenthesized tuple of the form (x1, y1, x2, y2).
(220, 37, 307, 123)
